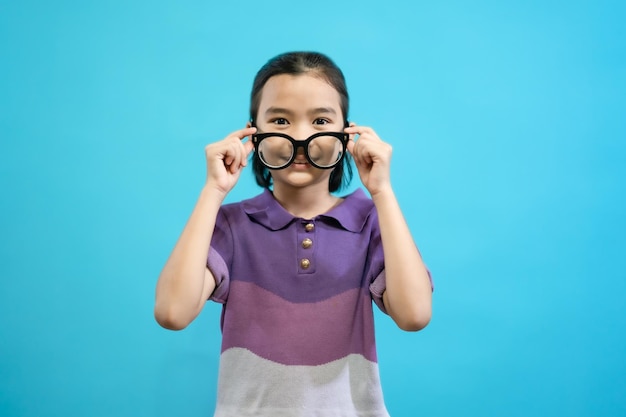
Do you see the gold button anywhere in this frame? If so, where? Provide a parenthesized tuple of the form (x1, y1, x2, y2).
(305, 223, 315, 232)
(302, 238, 313, 249)
(300, 258, 311, 269)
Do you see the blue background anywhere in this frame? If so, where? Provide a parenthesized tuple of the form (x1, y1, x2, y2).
(1, 1, 625, 416)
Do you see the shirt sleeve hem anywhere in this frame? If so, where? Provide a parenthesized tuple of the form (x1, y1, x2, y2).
(207, 246, 229, 304)
(369, 269, 388, 315)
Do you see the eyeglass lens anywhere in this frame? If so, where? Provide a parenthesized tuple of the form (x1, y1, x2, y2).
(258, 135, 344, 169)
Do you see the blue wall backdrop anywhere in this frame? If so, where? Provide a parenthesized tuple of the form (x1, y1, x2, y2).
(1, 1, 624, 416)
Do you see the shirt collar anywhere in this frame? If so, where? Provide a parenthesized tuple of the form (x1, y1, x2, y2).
(242, 188, 373, 232)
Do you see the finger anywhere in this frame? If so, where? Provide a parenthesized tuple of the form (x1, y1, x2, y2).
(355, 139, 378, 166)
(230, 126, 257, 141)
(346, 138, 356, 155)
(239, 148, 253, 168)
(344, 123, 358, 141)
(231, 143, 246, 173)
(344, 125, 372, 135)
(224, 148, 236, 170)
(345, 126, 379, 146)
(220, 141, 239, 173)
(223, 127, 255, 169)
(242, 139, 255, 159)
(344, 124, 358, 136)
(348, 139, 365, 167)
(237, 140, 253, 168)
(236, 127, 257, 168)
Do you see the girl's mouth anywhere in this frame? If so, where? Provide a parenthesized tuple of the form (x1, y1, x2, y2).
(291, 159, 310, 169)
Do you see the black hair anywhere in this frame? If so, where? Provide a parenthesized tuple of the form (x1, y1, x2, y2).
(249, 51, 352, 192)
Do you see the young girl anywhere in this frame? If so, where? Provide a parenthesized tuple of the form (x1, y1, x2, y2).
(155, 51, 433, 417)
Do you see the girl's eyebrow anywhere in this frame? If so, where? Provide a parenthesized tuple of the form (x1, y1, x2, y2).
(264, 107, 338, 116)
(308, 107, 337, 116)
(264, 107, 294, 116)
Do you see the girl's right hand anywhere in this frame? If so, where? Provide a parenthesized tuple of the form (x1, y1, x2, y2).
(204, 126, 257, 195)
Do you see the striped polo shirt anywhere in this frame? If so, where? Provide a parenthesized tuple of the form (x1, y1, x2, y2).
(207, 188, 390, 417)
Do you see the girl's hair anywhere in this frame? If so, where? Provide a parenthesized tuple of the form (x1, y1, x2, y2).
(249, 51, 352, 192)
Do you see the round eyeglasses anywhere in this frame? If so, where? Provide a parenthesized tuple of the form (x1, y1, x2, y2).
(252, 131, 348, 170)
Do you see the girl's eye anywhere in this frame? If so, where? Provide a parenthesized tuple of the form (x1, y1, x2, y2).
(313, 118, 330, 125)
(272, 118, 289, 125)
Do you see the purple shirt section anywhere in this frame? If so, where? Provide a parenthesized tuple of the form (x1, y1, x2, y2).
(208, 188, 386, 306)
(207, 189, 388, 364)
(221, 281, 377, 366)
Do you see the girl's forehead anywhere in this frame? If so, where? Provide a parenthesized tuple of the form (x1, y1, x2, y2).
(258, 74, 342, 113)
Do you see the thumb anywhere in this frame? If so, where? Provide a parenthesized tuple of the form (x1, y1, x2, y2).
(244, 137, 255, 152)
(346, 138, 355, 155)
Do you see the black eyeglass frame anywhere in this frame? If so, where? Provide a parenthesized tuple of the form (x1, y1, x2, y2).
(251, 131, 349, 170)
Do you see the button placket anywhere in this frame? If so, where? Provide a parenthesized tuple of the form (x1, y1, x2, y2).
(298, 220, 316, 274)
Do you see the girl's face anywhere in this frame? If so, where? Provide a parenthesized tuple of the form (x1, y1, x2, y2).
(255, 73, 344, 191)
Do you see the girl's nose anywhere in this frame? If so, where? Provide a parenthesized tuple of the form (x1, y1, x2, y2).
(295, 146, 306, 157)
(291, 124, 314, 141)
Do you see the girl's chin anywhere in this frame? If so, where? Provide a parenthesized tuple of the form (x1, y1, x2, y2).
(272, 170, 330, 188)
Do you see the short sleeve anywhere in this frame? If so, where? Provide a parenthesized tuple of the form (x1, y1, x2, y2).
(207, 208, 234, 303)
(366, 210, 434, 314)
(369, 269, 388, 314)
(369, 265, 434, 315)
(365, 210, 388, 314)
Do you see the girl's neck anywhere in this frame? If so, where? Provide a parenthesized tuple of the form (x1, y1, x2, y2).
(272, 182, 342, 219)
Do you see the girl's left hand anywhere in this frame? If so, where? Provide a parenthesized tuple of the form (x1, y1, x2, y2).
(345, 124, 393, 197)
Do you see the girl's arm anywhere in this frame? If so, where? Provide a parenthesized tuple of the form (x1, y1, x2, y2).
(345, 125, 432, 331)
(154, 186, 222, 330)
(372, 189, 432, 331)
(154, 127, 256, 330)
